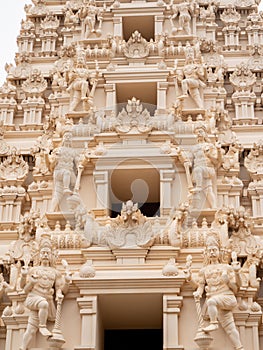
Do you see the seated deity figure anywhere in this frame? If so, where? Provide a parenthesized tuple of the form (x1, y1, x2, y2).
(66, 48, 98, 112)
(49, 131, 78, 211)
(169, 0, 195, 35)
(185, 126, 222, 208)
(193, 236, 244, 350)
(19, 237, 71, 350)
(177, 48, 206, 108)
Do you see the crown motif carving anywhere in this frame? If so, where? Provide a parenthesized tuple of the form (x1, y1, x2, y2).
(20, 19, 35, 35)
(220, 6, 241, 25)
(7, 211, 40, 264)
(25, 0, 50, 16)
(0, 80, 17, 102)
(104, 200, 155, 249)
(244, 140, 263, 179)
(64, 0, 83, 11)
(220, 6, 240, 27)
(229, 63, 256, 92)
(0, 147, 29, 183)
(234, 0, 259, 7)
(247, 45, 263, 71)
(22, 69, 47, 98)
(225, 207, 262, 264)
(246, 10, 263, 26)
(40, 15, 60, 32)
(123, 31, 150, 59)
(114, 97, 152, 133)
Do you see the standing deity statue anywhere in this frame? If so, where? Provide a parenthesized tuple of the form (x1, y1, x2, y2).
(78, 0, 103, 38)
(176, 48, 207, 109)
(169, 0, 196, 35)
(66, 48, 99, 112)
(192, 235, 244, 350)
(49, 131, 78, 211)
(19, 236, 71, 350)
(185, 126, 222, 208)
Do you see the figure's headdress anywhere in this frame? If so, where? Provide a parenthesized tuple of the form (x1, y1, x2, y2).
(34, 233, 57, 266)
(205, 234, 220, 249)
(203, 232, 223, 265)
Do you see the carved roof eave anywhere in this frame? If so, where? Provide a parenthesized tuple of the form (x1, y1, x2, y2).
(72, 275, 186, 294)
(111, 5, 164, 16)
(87, 146, 182, 168)
(103, 70, 170, 83)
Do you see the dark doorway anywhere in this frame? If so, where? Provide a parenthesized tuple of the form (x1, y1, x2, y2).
(104, 329, 163, 350)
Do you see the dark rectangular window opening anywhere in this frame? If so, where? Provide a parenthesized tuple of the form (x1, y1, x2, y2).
(111, 202, 160, 218)
(104, 329, 163, 350)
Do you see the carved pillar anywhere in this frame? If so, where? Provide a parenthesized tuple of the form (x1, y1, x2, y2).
(28, 178, 53, 216)
(205, 24, 217, 42)
(61, 28, 74, 46)
(217, 181, 243, 209)
(2, 293, 28, 350)
(235, 309, 262, 350)
(0, 149, 28, 227)
(247, 187, 263, 217)
(0, 99, 17, 128)
(204, 88, 226, 113)
(17, 34, 35, 53)
(113, 17, 122, 37)
(163, 294, 184, 350)
(40, 32, 58, 55)
(104, 83, 116, 115)
(21, 70, 47, 128)
(232, 94, 256, 120)
(192, 14, 197, 36)
(49, 94, 70, 119)
(155, 15, 164, 38)
(0, 191, 26, 223)
(21, 98, 45, 126)
(76, 296, 98, 350)
(93, 170, 109, 216)
(157, 82, 168, 113)
(160, 169, 175, 216)
(230, 63, 257, 122)
(0, 84, 17, 128)
(223, 26, 241, 50)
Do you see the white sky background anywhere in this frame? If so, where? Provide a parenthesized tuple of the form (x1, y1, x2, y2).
(0, 0, 263, 84)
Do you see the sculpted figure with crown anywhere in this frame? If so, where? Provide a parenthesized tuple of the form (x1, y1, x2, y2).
(19, 235, 71, 350)
(193, 235, 244, 350)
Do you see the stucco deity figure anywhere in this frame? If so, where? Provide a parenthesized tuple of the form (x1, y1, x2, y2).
(185, 126, 222, 208)
(169, 0, 196, 35)
(66, 49, 99, 112)
(19, 236, 71, 350)
(176, 50, 206, 108)
(193, 236, 244, 350)
(49, 131, 78, 211)
(78, 0, 103, 38)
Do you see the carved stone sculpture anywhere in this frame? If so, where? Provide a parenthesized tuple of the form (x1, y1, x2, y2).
(19, 235, 71, 350)
(193, 235, 244, 350)
(78, 0, 103, 38)
(104, 200, 155, 249)
(169, 0, 196, 35)
(0, 147, 29, 182)
(186, 126, 222, 208)
(123, 31, 150, 59)
(175, 47, 207, 108)
(66, 47, 99, 112)
(49, 131, 78, 211)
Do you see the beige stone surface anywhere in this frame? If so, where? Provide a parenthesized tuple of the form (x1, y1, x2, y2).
(0, 0, 262, 350)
